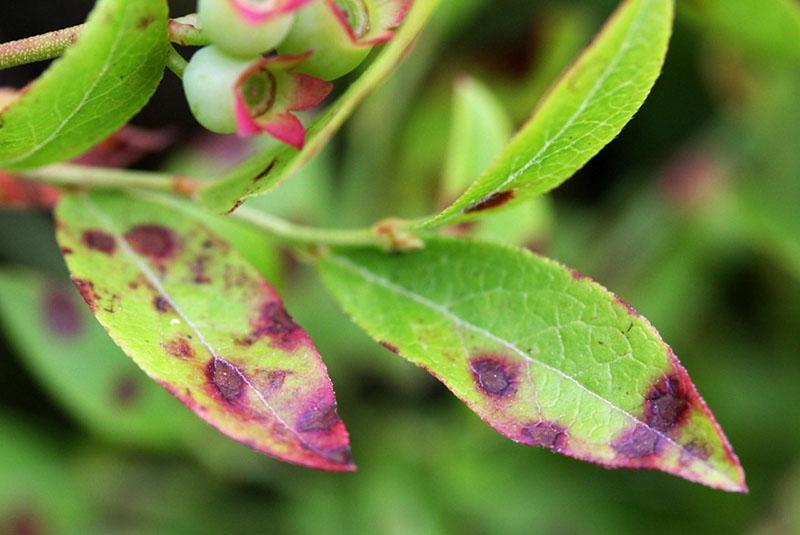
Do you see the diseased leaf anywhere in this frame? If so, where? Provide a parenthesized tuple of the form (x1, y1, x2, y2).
(55, 190, 354, 471)
(423, 0, 673, 228)
(0, 269, 194, 448)
(198, 0, 440, 214)
(0, 0, 168, 171)
(317, 238, 746, 491)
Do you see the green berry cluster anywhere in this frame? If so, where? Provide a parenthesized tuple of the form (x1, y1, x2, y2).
(183, 0, 380, 138)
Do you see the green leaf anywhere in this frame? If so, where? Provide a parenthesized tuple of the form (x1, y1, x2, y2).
(441, 77, 553, 248)
(197, 0, 441, 214)
(0, 0, 168, 171)
(55, 190, 354, 471)
(317, 237, 746, 491)
(442, 77, 513, 199)
(0, 269, 196, 448)
(423, 0, 674, 228)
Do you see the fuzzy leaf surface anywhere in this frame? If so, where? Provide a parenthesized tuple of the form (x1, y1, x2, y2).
(198, 0, 440, 214)
(0, 269, 193, 448)
(424, 0, 673, 228)
(0, 0, 168, 170)
(317, 238, 745, 491)
(55, 191, 353, 471)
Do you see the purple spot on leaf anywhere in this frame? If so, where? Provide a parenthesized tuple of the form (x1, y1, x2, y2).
(163, 338, 195, 359)
(613, 425, 661, 459)
(645, 375, 690, 432)
(523, 421, 568, 451)
(71, 278, 97, 313)
(42, 288, 82, 337)
(470, 356, 518, 398)
(208, 359, 245, 403)
(124, 225, 177, 260)
(298, 403, 341, 433)
(82, 229, 116, 254)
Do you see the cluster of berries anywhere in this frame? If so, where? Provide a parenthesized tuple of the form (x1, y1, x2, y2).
(184, 0, 410, 148)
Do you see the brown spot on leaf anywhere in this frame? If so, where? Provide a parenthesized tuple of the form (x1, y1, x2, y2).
(645, 375, 690, 432)
(613, 425, 661, 458)
(379, 341, 399, 354)
(124, 224, 177, 260)
(298, 403, 341, 432)
(163, 338, 195, 359)
(153, 295, 171, 313)
(112, 376, 140, 407)
(470, 356, 518, 398)
(208, 359, 244, 403)
(681, 440, 712, 463)
(42, 288, 82, 337)
(71, 278, 97, 312)
(81, 229, 116, 254)
(253, 160, 276, 183)
(523, 421, 568, 451)
(464, 190, 515, 213)
(137, 15, 155, 29)
(190, 255, 212, 284)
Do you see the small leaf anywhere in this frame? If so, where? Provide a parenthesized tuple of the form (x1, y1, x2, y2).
(441, 77, 553, 248)
(0, 0, 168, 171)
(55, 191, 354, 471)
(0, 269, 194, 448)
(198, 0, 441, 214)
(317, 238, 746, 491)
(423, 0, 674, 228)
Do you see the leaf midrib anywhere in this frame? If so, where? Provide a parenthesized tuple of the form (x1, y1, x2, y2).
(325, 252, 733, 484)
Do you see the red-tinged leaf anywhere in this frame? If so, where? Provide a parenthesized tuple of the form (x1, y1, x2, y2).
(317, 238, 746, 491)
(55, 190, 354, 471)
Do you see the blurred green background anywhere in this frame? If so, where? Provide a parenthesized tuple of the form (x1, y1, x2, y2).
(1, 1, 799, 533)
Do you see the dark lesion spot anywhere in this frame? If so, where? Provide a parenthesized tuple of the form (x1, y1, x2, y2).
(645, 375, 690, 432)
(464, 190, 515, 214)
(112, 376, 140, 407)
(523, 421, 568, 451)
(190, 255, 212, 284)
(71, 278, 97, 313)
(42, 288, 82, 337)
(82, 229, 116, 254)
(298, 403, 341, 433)
(251, 301, 303, 349)
(208, 358, 245, 403)
(163, 338, 195, 359)
(124, 224, 177, 260)
(379, 341, 399, 354)
(253, 159, 276, 183)
(137, 15, 155, 29)
(469, 356, 518, 398)
(613, 374, 693, 460)
(153, 295, 171, 313)
(613, 425, 661, 458)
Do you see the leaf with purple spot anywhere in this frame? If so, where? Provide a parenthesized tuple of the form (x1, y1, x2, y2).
(55, 190, 354, 471)
(317, 237, 746, 491)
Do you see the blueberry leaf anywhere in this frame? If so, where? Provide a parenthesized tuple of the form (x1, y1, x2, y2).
(0, 0, 168, 171)
(55, 190, 354, 471)
(423, 0, 674, 228)
(317, 237, 746, 491)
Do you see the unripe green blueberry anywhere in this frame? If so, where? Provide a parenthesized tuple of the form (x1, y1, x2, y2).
(278, 0, 372, 81)
(183, 46, 253, 134)
(198, 0, 295, 57)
